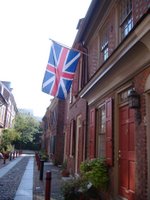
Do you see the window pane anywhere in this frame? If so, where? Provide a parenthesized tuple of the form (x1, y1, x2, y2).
(120, 0, 133, 39)
(97, 105, 106, 158)
(104, 47, 109, 61)
(121, 15, 133, 38)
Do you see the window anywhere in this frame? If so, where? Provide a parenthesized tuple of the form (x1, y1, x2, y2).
(50, 109, 57, 127)
(71, 45, 88, 98)
(96, 99, 113, 165)
(0, 106, 5, 125)
(101, 27, 109, 62)
(120, 0, 133, 39)
(50, 136, 56, 154)
(119, 88, 132, 104)
(97, 105, 106, 158)
(5, 112, 10, 128)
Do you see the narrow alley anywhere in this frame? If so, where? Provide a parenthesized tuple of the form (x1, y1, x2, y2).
(0, 152, 64, 200)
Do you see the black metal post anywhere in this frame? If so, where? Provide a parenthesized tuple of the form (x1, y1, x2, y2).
(39, 160, 44, 181)
(3, 155, 6, 164)
(9, 152, 12, 161)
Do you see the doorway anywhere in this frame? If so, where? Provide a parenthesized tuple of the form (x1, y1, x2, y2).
(118, 105, 135, 200)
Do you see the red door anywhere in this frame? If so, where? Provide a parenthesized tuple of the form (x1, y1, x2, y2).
(119, 106, 135, 200)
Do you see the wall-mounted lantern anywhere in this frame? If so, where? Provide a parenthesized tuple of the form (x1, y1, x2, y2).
(128, 89, 140, 109)
(128, 89, 141, 124)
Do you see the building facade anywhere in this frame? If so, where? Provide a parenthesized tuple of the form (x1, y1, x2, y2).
(0, 81, 17, 137)
(42, 98, 67, 165)
(65, 0, 150, 200)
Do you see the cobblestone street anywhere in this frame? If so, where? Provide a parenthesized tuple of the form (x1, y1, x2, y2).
(0, 154, 64, 200)
(0, 156, 30, 200)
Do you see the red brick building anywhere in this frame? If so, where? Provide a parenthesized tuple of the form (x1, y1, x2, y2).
(0, 81, 17, 138)
(42, 98, 67, 165)
(64, 0, 150, 200)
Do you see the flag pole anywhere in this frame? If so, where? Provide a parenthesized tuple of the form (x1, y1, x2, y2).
(49, 38, 89, 56)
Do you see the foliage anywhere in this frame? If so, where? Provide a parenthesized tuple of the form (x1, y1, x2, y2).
(80, 158, 109, 191)
(61, 178, 88, 200)
(3, 144, 14, 153)
(0, 112, 42, 151)
(61, 159, 109, 199)
(33, 126, 42, 145)
(14, 113, 40, 144)
(39, 149, 49, 161)
(61, 160, 67, 170)
(13, 112, 42, 150)
(0, 129, 20, 152)
(60, 160, 70, 177)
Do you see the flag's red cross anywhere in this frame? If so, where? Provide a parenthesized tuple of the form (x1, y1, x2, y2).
(46, 48, 74, 96)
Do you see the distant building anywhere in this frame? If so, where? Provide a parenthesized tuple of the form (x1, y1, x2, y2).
(18, 108, 34, 116)
(0, 81, 18, 137)
(41, 98, 67, 165)
(18, 108, 42, 122)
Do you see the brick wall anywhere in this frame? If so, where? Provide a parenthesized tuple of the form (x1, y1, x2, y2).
(133, 0, 150, 25)
(66, 98, 87, 173)
(54, 100, 66, 164)
(108, 9, 117, 56)
(88, 37, 99, 79)
(134, 67, 150, 200)
(69, 98, 87, 120)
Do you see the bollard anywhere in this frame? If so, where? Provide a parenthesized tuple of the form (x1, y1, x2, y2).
(19, 150, 22, 155)
(9, 152, 12, 161)
(3, 154, 6, 164)
(45, 171, 51, 200)
(39, 160, 44, 181)
(36, 153, 38, 162)
(35, 153, 37, 162)
(37, 155, 40, 171)
(36, 153, 39, 164)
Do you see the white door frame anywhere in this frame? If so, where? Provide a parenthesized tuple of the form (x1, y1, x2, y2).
(75, 115, 82, 175)
(145, 92, 150, 199)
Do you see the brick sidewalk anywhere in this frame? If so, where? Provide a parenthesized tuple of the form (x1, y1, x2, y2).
(0, 156, 64, 200)
(33, 160, 64, 200)
(0, 156, 30, 200)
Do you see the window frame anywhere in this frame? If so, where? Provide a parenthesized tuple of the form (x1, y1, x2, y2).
(119, 0, 133, 40)
(96, 103, 106, 159)
(100, 24, 109, 62)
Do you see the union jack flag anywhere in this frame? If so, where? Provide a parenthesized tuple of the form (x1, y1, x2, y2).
(42, 41, 80, 99)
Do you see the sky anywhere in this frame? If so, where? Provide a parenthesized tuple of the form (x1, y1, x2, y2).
(0, 0, 92, 117)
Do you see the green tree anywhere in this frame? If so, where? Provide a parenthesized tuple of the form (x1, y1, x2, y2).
(0, 129, 20, 152)
(0, 113, 42, 151)
(13, 113, 41, 150)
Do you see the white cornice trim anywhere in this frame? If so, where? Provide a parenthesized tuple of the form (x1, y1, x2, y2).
(80, 15, 150, 98)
